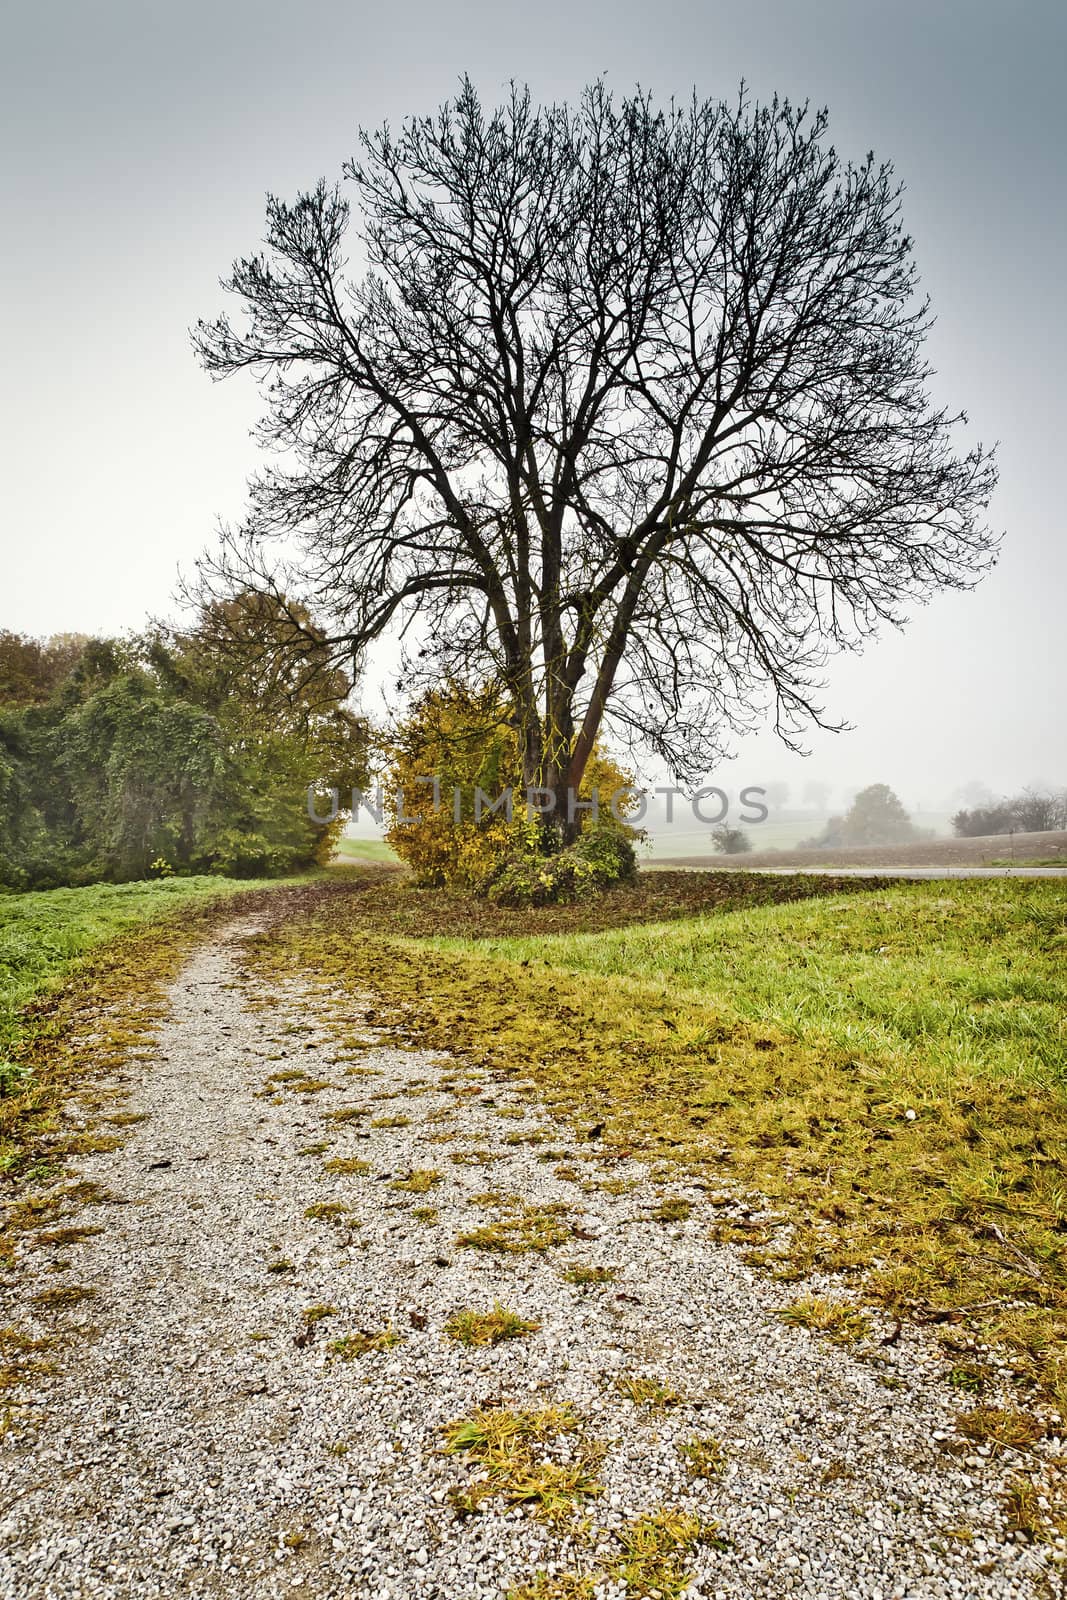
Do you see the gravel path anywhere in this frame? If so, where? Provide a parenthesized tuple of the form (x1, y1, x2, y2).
(0, 920, 1054, 1599)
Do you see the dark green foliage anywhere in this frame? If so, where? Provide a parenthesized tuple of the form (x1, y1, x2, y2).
(0, 631, 90, 708)
(0, 601, 368, 888)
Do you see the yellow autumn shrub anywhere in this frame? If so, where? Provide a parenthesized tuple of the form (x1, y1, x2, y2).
(384, 683, 637, 890)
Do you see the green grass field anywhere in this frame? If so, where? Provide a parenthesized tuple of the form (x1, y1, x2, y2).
(334, 837, 400, 863)
(430, 880, 1067, 1086)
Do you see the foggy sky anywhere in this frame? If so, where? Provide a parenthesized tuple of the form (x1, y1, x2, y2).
(1, 0, 1064, 813)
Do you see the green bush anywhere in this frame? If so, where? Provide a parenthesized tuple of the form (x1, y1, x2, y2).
(488, 823, 637, 907)
(711, 823, 752, 855)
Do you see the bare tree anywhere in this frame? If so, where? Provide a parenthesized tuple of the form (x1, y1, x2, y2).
(193, 78, 997, 840)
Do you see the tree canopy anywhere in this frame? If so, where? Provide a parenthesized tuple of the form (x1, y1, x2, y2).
(804, 782, 921, 850)
(194, 78, 997, 834)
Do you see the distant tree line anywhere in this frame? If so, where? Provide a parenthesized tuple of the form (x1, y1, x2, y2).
(952, 788, 1067, 838)
(0, 597, 367, 890)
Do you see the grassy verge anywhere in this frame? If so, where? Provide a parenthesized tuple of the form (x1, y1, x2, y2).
(0, 875, 301, 1190)
(432, 880, 1066, 1086)
(986, 858, 1067, 868)
(2, 878, 263, 1052)
(250, 871, 1067, 1415)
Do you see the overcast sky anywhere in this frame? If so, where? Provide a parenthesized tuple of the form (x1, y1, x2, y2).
(1, 0, 1064, 815)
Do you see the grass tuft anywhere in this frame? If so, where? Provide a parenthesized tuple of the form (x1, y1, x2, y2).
(33, 1225, 103, 1248)
(609, 1507, 721, 1597)
(561, 1263, 618, 1287)
(457, 1199, 572, 1254)
(0, 1325, 56, 1391)
(442, 1404, 599, 1524)
(444, 1303, 541, 1347)
(442, 1404, 580, 1455)
(679, 1434, 727, 1478)
(301, 1303, 336, 1325)
(947, 1362, 990, 1393)
(778, 1295, 870, 1346)
(303, 1201, 352, 1223)
(449, 1147, 500, 1165)
(328, 1325, 402, 1359)
(390, 1168, 441, 1194)
(614, 1374, 682, 1409)
(955, 1406, 1043, 1451)
(1002, 1473, 1055, 1540)
(505, 1576, 595, 1600)
(30, 1284, 97, 1311)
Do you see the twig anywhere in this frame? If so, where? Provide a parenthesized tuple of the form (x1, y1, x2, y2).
(980, 1222, 1046, 1283)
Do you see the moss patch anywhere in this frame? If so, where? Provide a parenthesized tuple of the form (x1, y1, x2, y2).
(456, 1200, 572, 1255)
